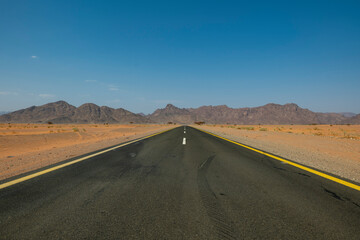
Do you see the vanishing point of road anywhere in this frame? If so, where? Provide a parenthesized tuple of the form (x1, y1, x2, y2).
(0, 126, 359, 239)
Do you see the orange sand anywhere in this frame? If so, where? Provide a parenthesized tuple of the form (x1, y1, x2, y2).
(0, 123, 174, 180)
(193, 124, 360, 183)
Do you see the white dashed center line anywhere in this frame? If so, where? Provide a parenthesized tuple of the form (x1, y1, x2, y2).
(182, 137, 186, 145)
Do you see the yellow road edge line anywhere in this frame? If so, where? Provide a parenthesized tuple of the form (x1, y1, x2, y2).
(195, 127, 360, 192)
(0, 127, 176, 190)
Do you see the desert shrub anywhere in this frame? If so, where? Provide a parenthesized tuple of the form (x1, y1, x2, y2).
(259, 128, 267, 131)
(73, 128, 79, 132)
(238, 127, 254, 130)
(48, 121, 53, 124)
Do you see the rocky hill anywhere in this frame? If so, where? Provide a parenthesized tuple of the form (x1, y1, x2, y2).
(341, 114, 360, 124)
(0, 101, 355, 124)
(0, 101, 151, 124)
(148, 104, 194, 124)
(148, 103, 348, 124)
(339, 112, 357, 118)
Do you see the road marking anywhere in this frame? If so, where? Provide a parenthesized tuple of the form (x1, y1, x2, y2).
(0, 127, 176, 190)
(184, 131, 186, 134)
(183, 137, 186, 145)
(195, 128, 360, 192)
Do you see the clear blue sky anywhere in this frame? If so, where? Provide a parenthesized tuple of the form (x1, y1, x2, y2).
(1, 0, 359, 114)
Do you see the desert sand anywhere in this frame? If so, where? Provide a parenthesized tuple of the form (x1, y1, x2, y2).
(1, 123, 359, 184)
(192, 124, 360, 183)
(0, 123, 174, 180)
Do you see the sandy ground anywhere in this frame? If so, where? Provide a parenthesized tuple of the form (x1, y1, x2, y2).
(192, 124, 360, 184)
(0, 123, 174, 180)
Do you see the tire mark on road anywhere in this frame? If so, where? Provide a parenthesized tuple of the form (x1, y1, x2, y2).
(197, 155, 238, 240)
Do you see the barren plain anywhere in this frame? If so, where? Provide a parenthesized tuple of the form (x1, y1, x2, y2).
(1, 123, 359, 184)
(0, 123, 173, 180)
(192, 124, 360, 183)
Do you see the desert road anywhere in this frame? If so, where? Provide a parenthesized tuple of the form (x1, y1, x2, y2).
(0, 126, 359, 239)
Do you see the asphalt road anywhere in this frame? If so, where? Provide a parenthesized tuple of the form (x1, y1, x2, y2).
(0, 126, 359, 239)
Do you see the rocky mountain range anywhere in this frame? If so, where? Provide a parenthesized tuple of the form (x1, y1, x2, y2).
(340, 114, 360, 124)
(0, 101, 359, 124)
(339, 112, 357, 118)
(148, 103, 352, 124)
(0, 111, 9, 115)
(0, 101, 151, 124)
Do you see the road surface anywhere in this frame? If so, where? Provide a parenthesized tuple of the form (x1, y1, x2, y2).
(0, 126, 359, 239)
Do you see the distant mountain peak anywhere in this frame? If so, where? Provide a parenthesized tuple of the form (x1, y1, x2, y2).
(165, 104, 178, 109)
(55, 100, 69, 104)
(49, 100, 72, 106)
(78, 103, 100, 108)
(285, 103, 299, 107)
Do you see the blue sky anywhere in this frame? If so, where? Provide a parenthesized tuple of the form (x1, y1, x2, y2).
(1, 0, 359, 114)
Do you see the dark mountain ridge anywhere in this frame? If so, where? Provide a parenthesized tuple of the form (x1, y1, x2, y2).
(340, 114, 360, 124)
(1, 101, 358, 124)
(148, 103, 350, 124)
(0, 101, 151, 124)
